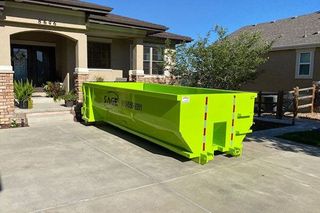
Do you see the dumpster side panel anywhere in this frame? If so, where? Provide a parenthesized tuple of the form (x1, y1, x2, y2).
(83, 84, 195, 156)
(82, 82, 256, 164)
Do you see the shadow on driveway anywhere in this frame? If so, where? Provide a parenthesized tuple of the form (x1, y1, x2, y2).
(246, 135, 320, 157)
(93, 122, 190, 163)
(0, 175, 2, 192)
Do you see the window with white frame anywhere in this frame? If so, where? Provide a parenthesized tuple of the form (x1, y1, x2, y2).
(296, 50, 314, 79)
(143, 45, 164, 75)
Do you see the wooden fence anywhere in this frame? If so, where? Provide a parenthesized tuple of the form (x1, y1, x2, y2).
(256, 83, 319, 125)
(289, 84, 319, 124)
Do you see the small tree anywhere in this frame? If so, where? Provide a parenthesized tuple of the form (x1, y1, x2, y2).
(168, 26, 272, 90)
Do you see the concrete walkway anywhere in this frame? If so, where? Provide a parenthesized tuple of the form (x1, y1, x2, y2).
(0, 114, 319, 213)
(15, 96, 72, 115)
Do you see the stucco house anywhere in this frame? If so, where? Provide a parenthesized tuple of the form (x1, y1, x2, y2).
(233, 11, 320, 92)
(0, 0, 192, 126)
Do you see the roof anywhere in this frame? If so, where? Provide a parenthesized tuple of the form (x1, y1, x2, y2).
(88, 14, 168, 32)
(2, 0, 192, 42)
(12, 0, 112, 14)
(149, 32, 193, 42)
(232, 11, 320, 50)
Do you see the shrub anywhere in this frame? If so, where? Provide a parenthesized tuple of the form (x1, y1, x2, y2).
(14, 79, 34, 103)
(96, 76, 104, 82)
(43, 82, 65, 101)
(167, 25, 273, 90)
(62, 90, 77, 102)
(43, 81, 54, 97)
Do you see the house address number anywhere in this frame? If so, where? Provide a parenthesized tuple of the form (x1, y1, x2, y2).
(38, 18, 57, 26)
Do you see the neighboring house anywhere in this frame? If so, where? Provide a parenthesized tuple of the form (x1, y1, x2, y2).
(233, 11, 320, 92)
(0, 0, 191, 125)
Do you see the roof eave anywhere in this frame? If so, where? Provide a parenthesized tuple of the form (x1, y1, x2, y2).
(13, 0, 112, 14)
(88, 19, 165, 33)
(148, 33, 193, 43)
(271, 43, 320, 51)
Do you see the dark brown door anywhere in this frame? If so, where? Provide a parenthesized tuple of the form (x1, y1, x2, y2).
(12, 44, 56, 87)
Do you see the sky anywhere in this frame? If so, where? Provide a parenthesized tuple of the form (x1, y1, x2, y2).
(88, 0, 320, 39)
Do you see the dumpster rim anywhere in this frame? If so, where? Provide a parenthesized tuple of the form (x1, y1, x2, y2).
(83, 82, 257, 97)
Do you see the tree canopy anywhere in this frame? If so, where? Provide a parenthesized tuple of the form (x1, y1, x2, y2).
(166, 26, 272, 90)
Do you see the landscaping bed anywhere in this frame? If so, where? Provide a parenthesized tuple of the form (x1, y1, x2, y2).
(277, 129, 320, 147)
(0, 120, 28, 129)
(0, 114, 29, 129)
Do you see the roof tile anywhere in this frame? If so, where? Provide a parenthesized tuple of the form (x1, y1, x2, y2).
(232, 12, 320, 49)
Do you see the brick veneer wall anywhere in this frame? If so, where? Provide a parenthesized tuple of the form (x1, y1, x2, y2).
(0, 73, 14, 126)
(74, 73, 89, 102)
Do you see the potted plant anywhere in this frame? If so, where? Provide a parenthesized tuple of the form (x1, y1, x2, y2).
(14, 79, 34, 109)
(61, 90, 77, 107)
(44, 82, 65, 101)
(43, 81, 54, 97)
(96, 76, 104, 82)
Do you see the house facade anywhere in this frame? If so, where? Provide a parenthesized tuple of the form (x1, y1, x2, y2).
(0, 0, 191, 125)
(234, 12, 320, 92)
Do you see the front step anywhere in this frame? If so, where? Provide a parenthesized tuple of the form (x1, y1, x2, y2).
(32, 92, 47, 98)
(27, 111, 75, 126)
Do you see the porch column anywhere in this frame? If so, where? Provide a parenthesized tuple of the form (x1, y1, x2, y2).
(74, 34, 88, 102)
(130, 39, 144, 81)
(0, 28, 14, 126)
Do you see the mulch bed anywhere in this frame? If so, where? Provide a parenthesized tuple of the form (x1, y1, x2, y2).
(0, 123, 29, 129)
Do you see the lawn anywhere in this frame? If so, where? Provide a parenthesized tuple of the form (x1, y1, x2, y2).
(278, 130, 320, 147)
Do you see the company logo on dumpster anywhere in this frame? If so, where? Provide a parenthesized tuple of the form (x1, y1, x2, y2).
(104, 91, 142, 111)
(104, 92, 119, 106)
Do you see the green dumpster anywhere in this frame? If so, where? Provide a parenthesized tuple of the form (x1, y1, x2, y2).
(82, 82, 256, 164)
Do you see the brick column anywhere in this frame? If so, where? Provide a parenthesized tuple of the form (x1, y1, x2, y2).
(0, 70, 14, 126)
(74, 71, 88, 102)
(73, 34, 89, 102)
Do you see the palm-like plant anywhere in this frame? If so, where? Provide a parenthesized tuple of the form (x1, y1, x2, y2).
(14, 79, 34, 108)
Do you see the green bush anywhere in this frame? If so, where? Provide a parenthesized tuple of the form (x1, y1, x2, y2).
(14, 79, 34, 102)
(96, 76, 104, 82)
(43, 81, 54, 97)
(62, 90, 77, 102)
(44, 82, 65, 101)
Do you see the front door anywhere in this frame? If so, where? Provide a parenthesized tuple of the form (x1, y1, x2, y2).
(12, 45, 56, 87)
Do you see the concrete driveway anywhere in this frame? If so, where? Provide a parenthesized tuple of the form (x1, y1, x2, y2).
(0, 113, 319, 213)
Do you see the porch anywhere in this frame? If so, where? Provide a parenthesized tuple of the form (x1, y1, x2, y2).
(0, 27, 174, 126)
(10, 31, 131, 90)
(14, 92, 71, 115)
(0, 28, 152, 126)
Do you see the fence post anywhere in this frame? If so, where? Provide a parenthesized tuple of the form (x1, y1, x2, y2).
(292, 87, 299, 125)
(315, 84, 319, 113)
(276, 90, 284, 119)
(257, 91, 262, 117)
(311, 84, 316, 113)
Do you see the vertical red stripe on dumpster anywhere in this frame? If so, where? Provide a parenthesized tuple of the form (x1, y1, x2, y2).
(230, 96, 236, 146)
(202, 97, 209, 151)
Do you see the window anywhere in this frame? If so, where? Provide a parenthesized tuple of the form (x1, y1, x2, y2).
(296, 50, 314, 79)
(88, 42, 111, 69)
(143, 45, 164, 75)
